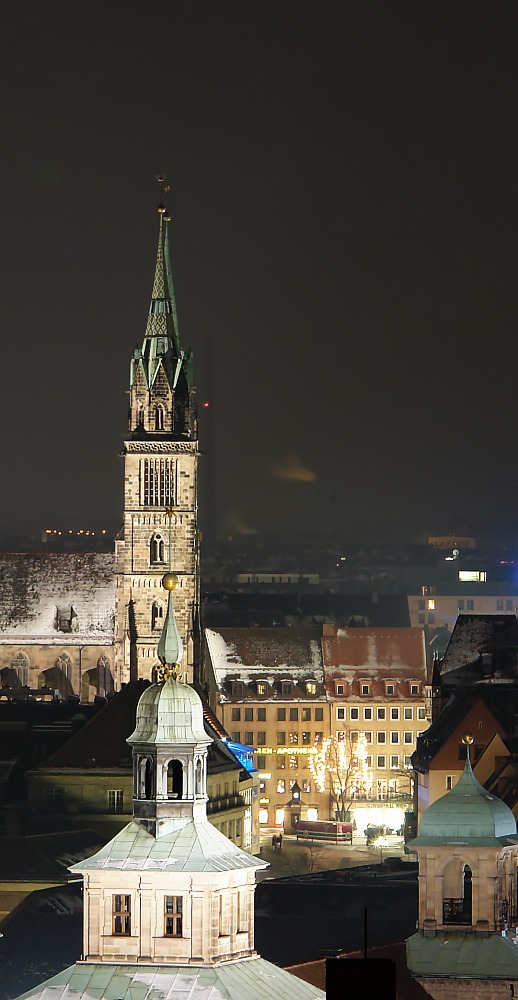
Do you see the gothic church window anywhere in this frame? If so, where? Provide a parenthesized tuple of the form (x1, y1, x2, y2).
(12, 652, 29, 686)
(141, 459, 174, 506)
(154, 405, 164, 430)
(150, 533, 165, 564)
(151, 601, 164, 629)
(97, 655, 114, 696)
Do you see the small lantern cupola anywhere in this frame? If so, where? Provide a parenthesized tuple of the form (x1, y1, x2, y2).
(127, 572, 211, 837)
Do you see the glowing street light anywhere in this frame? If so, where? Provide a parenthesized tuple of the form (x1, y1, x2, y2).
(373, 835, 389, 865)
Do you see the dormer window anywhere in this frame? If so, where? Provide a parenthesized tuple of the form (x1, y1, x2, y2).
(305, 680, 317, 695)
(385, 683, 395, 696)
(410, 683, 420, 695)
(335, 682, 345, 696)
(360, 682, 370, 696)
(256, 681, 268, 696)
(231, 681, 243, 697)
(281, 681, 293, 697)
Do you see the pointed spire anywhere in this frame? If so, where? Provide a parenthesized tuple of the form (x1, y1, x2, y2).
(157, 572, 184, 674)
(144, 207, 181, 357)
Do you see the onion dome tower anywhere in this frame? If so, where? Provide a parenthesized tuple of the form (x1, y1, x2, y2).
(407, 733, 518, 1000)
(14, 576, 325, 998)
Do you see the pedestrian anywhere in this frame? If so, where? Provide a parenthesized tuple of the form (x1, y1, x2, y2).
(271, 834, 276, 850)
(278, 833, 283, 849)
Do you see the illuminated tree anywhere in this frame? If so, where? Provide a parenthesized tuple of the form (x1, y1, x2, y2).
(308, 732, 373, 821)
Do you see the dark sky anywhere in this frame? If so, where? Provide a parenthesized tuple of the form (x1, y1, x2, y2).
(2, 2, 518, 541)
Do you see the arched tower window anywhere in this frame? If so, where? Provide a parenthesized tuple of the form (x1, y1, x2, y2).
(137, 404, 145, 428)
(167, 760, 183, 799)
(154, 406, 164, 431)
(139, 757, 154, 800)
(442, 860, 473, 925)
(195, 758, 204, 797)
(12, 652, 30, 686)
(150, 532, 165, 564)
(151, 601, 164, 630)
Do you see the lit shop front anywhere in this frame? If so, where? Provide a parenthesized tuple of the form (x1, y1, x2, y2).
(256, 746, 323, 827)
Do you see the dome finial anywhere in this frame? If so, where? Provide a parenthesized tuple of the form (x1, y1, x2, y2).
(156, 571, 184, 682)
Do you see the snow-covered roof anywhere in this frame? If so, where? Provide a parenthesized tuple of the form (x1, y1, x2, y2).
(71, 818, 267, 874)
(206, 628, 323, 690)
(15, 959, 325, 1000)
(0, 552, 115, 643)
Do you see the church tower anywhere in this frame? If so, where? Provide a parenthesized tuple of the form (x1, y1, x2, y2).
(115, 203, 199, 686)
(11, 581, 324, 999)
(407, 733, 518, 1000)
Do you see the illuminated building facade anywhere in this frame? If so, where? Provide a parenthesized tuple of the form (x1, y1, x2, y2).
(205, 627, 332, 827)
(320, 625, 428, 833)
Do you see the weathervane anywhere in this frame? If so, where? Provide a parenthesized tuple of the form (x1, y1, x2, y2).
(155, 174, 172, 219)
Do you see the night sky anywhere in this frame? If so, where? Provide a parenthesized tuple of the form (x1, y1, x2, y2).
(2, 3, 518, 541)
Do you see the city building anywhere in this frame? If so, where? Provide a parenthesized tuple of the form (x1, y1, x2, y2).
(205, 626, 330, 827)
(322, 625, 429, 833)
(407, 736, 518, 998)
(12, 584, 323, 1000)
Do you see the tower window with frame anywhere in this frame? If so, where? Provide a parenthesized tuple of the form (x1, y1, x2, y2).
(154, 405, 165, 431)
(164, 895, 183, 937)
(141, 458, 174, 506)
(112, 894, 131, 936)
(150, 533, 165, 564)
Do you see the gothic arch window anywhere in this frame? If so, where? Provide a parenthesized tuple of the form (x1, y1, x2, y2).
(137, 404, 145, 427)
(167, 759, 183, 799)
(150, 532, 165, 564)
(154, 406, 164, 431)
(151, 601, 164, 630)
(97, 655, 114, 696)
(12, 652, 30, 686)
(55, 653, 72, 681)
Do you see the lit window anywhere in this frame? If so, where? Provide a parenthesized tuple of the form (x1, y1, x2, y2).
(289, 732, 298, 744)
(112, 894, 131, 936)
(307, 808, 318, 821)
(165, 896, 182, 937)
(256, 681, 267, 696)
(289, 756, 297, 769)
(259, 808, 269, 824)
(459, 570, 486, 583)
(306, 681, 317, 695)
(314, 732, 323, 744)
(427, 599, 435, 610)
(302, 778, 311, 793)
(337, 730, 346, 741)
(277, 779, 286, 793)
(107, 790, 124, 813)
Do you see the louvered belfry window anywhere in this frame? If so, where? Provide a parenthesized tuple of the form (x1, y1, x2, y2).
(141, 459, 174, 505)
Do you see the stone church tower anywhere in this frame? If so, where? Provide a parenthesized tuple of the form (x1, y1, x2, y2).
(115, 205, 199, 685)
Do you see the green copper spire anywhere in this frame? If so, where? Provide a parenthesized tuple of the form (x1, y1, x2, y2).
(157, 573, 184, 672)
(145, 207, 181, 357)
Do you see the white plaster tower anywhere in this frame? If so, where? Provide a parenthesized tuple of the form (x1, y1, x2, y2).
(115, 196, 199, 686)
(13, 579, 325, 999)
